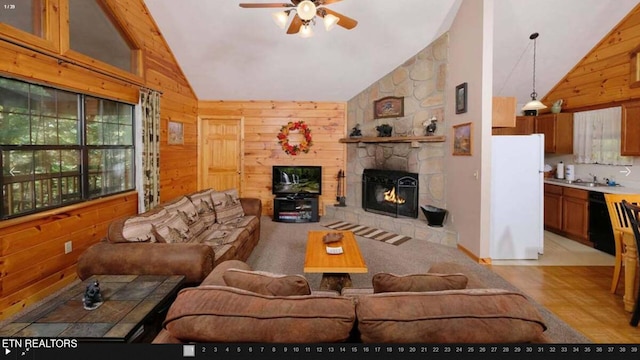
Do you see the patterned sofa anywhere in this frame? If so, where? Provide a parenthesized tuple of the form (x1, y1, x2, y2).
(77, 188, 261, 284)
(152, 261, 550, 344)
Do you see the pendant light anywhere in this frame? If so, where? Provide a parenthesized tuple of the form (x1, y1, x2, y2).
(522, 32, 547, 115)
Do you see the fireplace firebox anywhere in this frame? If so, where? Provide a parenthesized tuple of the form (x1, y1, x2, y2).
(362, 169, 418, 218)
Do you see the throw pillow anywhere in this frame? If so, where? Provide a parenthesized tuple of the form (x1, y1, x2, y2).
(153, 213, 191, 243)
(163, 196, 200, 226)
(223, 269, 311, 296)
(372, 272, 468, 293)
(188, 189, 217, 224)
(211, 188, 244, 224)
(120, 208, 170, 243)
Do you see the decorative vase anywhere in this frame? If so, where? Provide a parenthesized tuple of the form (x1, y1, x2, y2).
(550, 99, 563, 114)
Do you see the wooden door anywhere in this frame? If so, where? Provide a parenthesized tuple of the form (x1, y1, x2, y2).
(199, 116, 244, 193)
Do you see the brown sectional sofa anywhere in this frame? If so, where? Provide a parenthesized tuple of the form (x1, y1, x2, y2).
(77, 189, 262, 284)
(153, 260, 550, 343)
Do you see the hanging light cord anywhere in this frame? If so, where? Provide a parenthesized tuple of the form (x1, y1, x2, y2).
(530, 32, 539, 100)
(496, 41, 531, 96)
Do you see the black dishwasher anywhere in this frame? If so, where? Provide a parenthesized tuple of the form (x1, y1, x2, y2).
(588, 191, 615, 255)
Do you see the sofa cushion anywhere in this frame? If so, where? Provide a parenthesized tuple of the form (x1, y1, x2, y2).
(197, 225, 245, 247)
(153, 213, 192, 243)
(188, 189, 217, 225)
(372, 272, 468, 293)
(356, 289, 547, 343)
(211, 189, 245, 224)
(223, 269, 311, 296)
(163, 286, 356, 343)
(218, 215, 259, 234)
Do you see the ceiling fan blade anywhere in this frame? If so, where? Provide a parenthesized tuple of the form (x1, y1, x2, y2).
(321, 7, 357, 29)
(239, 3, 293, 8)
(287, 14, 303, 34)
(317, 0, 343, 5)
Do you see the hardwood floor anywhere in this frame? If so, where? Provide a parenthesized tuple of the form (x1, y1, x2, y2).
(490, 265, 640, 343)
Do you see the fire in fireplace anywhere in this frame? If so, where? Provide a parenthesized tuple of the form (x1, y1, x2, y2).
(362, 169, 418, 218)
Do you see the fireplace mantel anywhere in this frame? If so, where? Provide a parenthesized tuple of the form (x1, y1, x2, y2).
(339, 135, 445, 145)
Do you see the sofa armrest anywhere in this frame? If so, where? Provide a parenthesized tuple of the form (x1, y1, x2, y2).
(77, 240, 215, 284)
(240, 198, 262, 217)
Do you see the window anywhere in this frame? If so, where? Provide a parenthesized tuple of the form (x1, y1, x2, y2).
(573, 106, 633, 166)
(0, 76, 135, 219)
(0, 0, 45, 37)
(68, 0, 138, 74)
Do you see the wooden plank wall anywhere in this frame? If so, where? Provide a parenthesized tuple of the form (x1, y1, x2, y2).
(543, 3, 640, 110)
(198, 101, 347, 216)
(0, 0, 198, 319)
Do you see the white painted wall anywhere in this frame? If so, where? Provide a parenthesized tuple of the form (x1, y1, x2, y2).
(444, 0, 494, 259)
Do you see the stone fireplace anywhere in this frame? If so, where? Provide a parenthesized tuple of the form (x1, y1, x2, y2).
(362, 169, 418, 218)
(323, 33, 456, 247)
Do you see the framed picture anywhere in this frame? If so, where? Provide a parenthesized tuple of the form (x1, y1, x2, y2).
(168, 121, 184, 145)
(452, 122, 472, 156)
(374, 96, 404, 119)
(455, 82, 467, 114)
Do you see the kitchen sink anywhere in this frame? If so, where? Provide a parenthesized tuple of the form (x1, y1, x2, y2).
(574, 182, 608, 187)
(546, 178, 608, 187)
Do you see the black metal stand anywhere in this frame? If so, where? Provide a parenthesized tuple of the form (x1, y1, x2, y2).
(335, 169, 346, 207)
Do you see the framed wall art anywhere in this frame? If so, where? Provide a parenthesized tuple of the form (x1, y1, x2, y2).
(452, 122, 472, 156)
(455, 82, 467, 114)
(374, 96, 404, 119)
(168, 121, 184, 145)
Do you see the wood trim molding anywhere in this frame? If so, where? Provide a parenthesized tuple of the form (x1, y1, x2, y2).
(457, 244, 492, 265)
(0, 191, 137, 230)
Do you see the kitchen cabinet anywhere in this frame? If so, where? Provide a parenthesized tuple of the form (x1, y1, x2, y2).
(621, 101, 640, 156)
(492, 97, 517, 128)
(561, 187, 589, 244)
(534, 113, 573, 154)
(492, 116, 535, 135)
(544, 184, 563, 232)
(544, 184, 590, 246)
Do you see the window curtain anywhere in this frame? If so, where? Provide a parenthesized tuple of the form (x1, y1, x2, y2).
(573, 106, 633, 166)
(139, 88, 161, 211)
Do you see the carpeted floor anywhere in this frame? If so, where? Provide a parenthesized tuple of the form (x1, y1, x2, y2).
(247, 216, 591, 343)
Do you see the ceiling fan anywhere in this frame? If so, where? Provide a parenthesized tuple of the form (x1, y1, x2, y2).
(239, 0, 357, 37)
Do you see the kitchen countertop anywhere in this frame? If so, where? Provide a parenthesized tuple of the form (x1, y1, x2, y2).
(544, 178, 640, 194)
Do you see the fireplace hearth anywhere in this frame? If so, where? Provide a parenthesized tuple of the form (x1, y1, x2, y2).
(362, 169, 418, 218)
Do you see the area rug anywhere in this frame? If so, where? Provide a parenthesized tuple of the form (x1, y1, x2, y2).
(248, 216, 591, 344)
(324, 221, 412, 246)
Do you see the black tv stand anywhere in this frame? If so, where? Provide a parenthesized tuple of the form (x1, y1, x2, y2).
(273, 196, 319, 223)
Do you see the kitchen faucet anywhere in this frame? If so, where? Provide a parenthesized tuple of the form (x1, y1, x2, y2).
(589, 173, 597, 182)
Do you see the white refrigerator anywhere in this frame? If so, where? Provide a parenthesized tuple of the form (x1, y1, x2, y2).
(490, 134, 545, 260)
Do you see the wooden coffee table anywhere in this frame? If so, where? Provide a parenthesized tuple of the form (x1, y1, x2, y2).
(0, 275, 184, 342)
(304, 230, 367, 291)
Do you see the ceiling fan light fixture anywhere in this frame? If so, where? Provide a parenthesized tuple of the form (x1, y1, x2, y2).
(299, 23, 314, 38)
(271, 11, 289, 29)
(297, 0, 316, 21)
(323, 13, 339, 31)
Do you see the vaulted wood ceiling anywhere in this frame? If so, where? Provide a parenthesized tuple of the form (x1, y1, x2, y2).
(144, 0, 638, 108)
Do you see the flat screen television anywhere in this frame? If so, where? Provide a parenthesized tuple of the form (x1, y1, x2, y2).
(272, 166, 322, 197)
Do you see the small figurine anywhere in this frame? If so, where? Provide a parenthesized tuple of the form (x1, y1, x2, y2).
(349, 123, 362, 138)
(424, 117, 437, 136)
(83, 280, 103, 310)
(375, 124, 393, 137)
